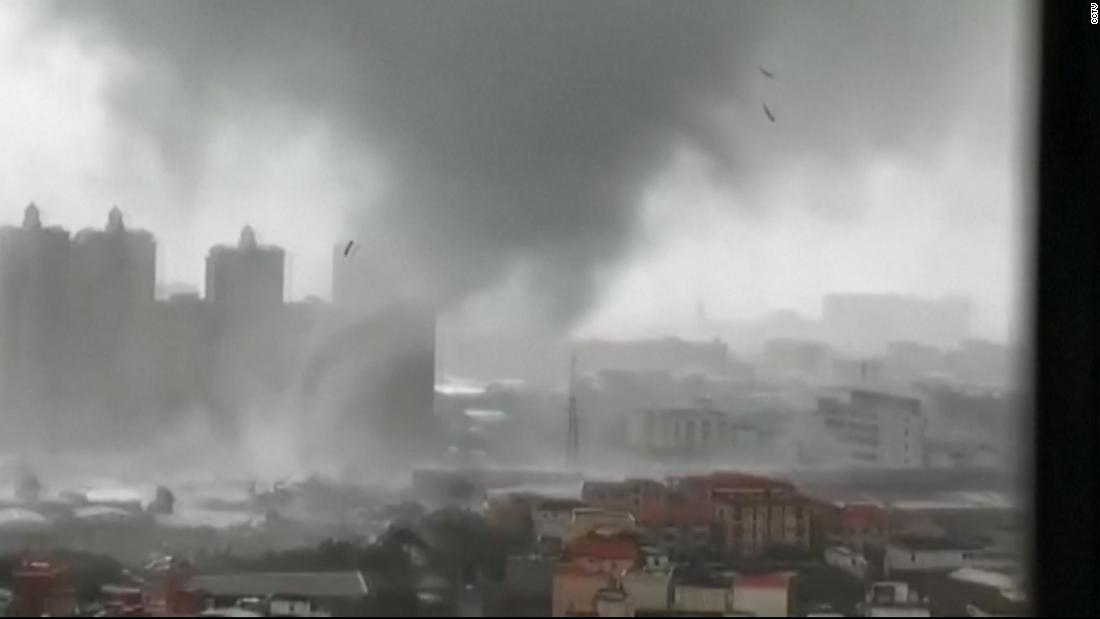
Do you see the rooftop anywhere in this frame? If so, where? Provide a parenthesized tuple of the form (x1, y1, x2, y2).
(889, 536, 986, 552)
(566, 533, 640, 562)
(536, 499, 585, 513)
(734, 572, 794, 590)
(189, 571, 368, 599)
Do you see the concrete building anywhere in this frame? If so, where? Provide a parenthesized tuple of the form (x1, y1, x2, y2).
(671, 569, 733, 615)
(825, 546, 871, 580)
(205, 225, 284, 314)
(551, 564, 614, 617)
(0, 204, 72, 439)
(533, 499, 585, 545)
(188, 571, 370, 617)
(732, 572, 795, 617)
(818, 389, 927, 468)
(624, 400, 763, 459)
(884, 537, 1014, 575)
(621, 567, 673, 614)
(70, 208, 158, 443)
(861, 581, 931, 617)
(714, 484, 813, 557)
(570, 508, 639, 541)
(761, 338, 833, 378)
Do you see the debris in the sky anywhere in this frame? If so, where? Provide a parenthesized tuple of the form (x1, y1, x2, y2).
(763, 104, 776, 123)
(343, 240, 355, 257)
(760, 66, 775, 79)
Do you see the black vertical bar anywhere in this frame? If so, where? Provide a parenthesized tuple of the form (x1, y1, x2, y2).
(1034, 1, 1100, 615)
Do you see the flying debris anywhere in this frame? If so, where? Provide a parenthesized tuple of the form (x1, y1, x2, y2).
(343, 240, 356, 257)
(760, 67, 775, 79)
(763, 104, 776, 123)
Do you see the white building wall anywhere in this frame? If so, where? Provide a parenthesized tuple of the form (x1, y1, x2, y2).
(621, 569, 672, 612)
(533, 508, 573, 542)
(885, 545, 967, 572)
(733, 585, 789, 617)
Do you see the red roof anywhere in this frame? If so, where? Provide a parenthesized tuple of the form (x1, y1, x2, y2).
(840, 504, 886, 527)
(566, 534, 641, 562)
(555, 564, 615, 579)
(682, 472, 795, 491)
(735, 572, 794, 590)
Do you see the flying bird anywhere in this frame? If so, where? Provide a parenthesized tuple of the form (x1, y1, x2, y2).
(763, 104, 776, 123)
(343, 240, 355, 257)
(760, 67, 775, 79)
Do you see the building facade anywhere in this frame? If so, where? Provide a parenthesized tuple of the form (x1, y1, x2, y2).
(818, 389, 927, 468)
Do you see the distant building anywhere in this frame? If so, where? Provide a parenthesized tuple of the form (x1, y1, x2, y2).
(624, 400, 763, 459)
(713, 483, 813, 557)
(761, 338, 833, 377)
(533, 499, 586, 545)
(569, 508, 639, 541)
(70, 207, 158, 442)
(205, 225, 284, 314)
(822, 293, 972, 354)
(0, 204, 72, 437)
(818, 389, 927, 468)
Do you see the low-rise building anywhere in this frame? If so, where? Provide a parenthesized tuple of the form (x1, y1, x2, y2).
(621, 567, 673, 614)
(860, 581, 931, 617)
(188, 571, 370, 617)
(624, 400, 764, 459)
(825, 546, 870, 580)
(552, 564, 614, 617)
(824, 503, 890, 551)
(884, 537, 1015, 575)
(672, 570, 733, 616)
(732, 572, 796, 617)
(564, 531, 641, 576)
(570, 508, 638, 541)
(533, 499, 586, 545)
(714, 485, 812, 558)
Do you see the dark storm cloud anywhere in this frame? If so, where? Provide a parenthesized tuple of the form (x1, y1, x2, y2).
(36, 0, 1016, 328)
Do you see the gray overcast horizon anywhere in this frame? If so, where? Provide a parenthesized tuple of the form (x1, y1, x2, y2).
(0, 1, 1031, 343)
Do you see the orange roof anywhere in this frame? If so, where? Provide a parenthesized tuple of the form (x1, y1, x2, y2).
(566, 534, 640, 562)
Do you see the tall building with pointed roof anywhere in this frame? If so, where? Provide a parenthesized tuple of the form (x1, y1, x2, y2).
(0, 204, 73, 440)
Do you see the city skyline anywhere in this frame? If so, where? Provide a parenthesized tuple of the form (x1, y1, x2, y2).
(0, 1, 1027, 342)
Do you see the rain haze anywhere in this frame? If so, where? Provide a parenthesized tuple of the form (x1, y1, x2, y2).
(0, 2, 1033, 615)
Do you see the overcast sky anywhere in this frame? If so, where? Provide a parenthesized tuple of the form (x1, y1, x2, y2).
(0, 1, 1031, 342)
